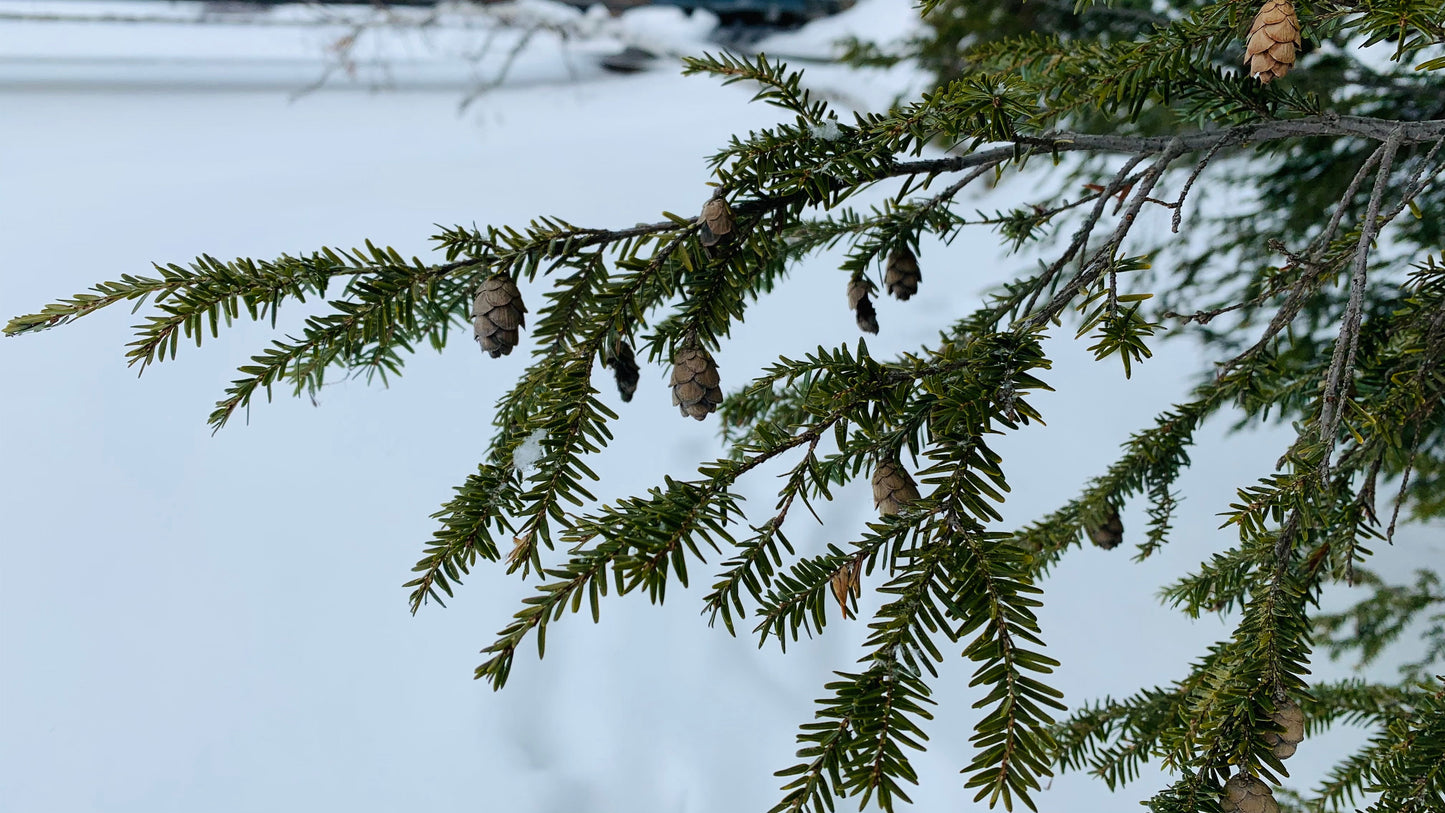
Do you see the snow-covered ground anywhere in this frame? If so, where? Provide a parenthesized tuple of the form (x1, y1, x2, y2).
(1, 3, 1437, 812)
(0, 0, 917, 97)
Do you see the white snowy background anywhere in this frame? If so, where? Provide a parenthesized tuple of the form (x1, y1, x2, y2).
(1, 2, 1439, 812)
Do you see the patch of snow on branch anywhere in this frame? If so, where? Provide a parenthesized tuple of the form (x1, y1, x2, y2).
(512, 429, 548, 474)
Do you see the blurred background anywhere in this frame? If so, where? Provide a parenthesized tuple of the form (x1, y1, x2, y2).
(1, 2, 1438, 812)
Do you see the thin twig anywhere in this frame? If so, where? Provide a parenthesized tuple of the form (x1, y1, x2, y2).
(1378, 137, 1445, 223)
(1024, 139, 1186, 329)
(1319, 128, 1404, 479)
(1312, 141, 1390, 262)
(1020, 156, 1147, 317)
(1170, 134, 1230, 234)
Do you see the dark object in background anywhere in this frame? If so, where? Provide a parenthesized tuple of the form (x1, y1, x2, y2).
(600, 46, 660, 73)
(651, 0, 851, 27)
(204, 0, 851, 20)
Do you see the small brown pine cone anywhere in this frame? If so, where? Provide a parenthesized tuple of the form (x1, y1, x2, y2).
(473, 273, 527, 358)
(1222, 775, 1279, 813)
(698, 196, 735, 247)
(1087, 506, 1124, 550)
(855, 296, 880, 334)
(847, 278, 879, 334)
(670, 344, 722, 421)
(1261, 698, 1305, 759)
(872, 458, 920, 515)
(885, 247, 922, 301)
(606, 340, 640, 403)
(1243, 0, 1301, 83)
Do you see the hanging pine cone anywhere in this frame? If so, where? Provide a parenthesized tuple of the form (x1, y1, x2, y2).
(472, 273, 527, 358)
(872, 458, 920, 515)
(1261, 698, 1305, 759)
(698, 195, 735, 248)
(885, 247, 922, 301)
(605, 339, 640, 403)
(1243, 0, 1301, 83)
(1222, 775, 1279, 813)
(1087, 506, 1124, 549)
(847, 277, 880, 334)
(670, 344, 722, 421)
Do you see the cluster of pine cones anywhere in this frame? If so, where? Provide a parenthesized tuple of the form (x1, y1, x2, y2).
(846, 246, 923, 335)
(1220, 698, 1306, 813)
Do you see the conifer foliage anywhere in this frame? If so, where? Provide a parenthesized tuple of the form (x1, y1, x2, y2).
(8, 1, 1445, 811)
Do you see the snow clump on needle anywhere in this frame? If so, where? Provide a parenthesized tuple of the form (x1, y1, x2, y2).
(808, 119, 842, 141)
(512, 429, 547, 474)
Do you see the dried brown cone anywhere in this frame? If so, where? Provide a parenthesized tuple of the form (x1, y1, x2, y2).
(1222, 775, 1279, 813)
(670, 344, 722, 421)
(846, 278, 880, 334)
(1243, 0, 1301, 83)
(605, 339, 640, 403)
(884, 247, 922, 301)
(1087, 506, 1125, 550)
(698, 195, 735, 247)
(506, 532, 534, 572)
(830, 556, 865, 619)
(472, 273, 527, 358)
(872, 458, 920, 515)
(1261, 698, 1305, 759)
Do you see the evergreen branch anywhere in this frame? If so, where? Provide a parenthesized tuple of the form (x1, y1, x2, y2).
(405, 463, 516, 612)
(754, 523, 909, 650)
(1079, 689, 1184, 789)
(953, 521, 1063, 812)
(206, 259, 466, 430)
(11, 12, 1445, 812)
(1360, 680, 1445, 813)
(1022, 138, 1185, 329)
(1311, 736, 1390, 813)
(843, 541, 956, 808)
(478, 404, 860, 686)
(1013, 383, 1228, 575)
(4, 251, 365, 352)
(684, 52, 827, 123)
(702, 434, 816, 634)
(770, 679, 861, 813)
(774, 538, 954, 813)
(1315, 571, 1445, 670)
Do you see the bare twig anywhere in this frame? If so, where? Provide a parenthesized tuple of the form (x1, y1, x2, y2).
(1020, 156, 1147, 317)
(1211, 139, 1396, 374)
(1170, 134, 1230, 234)
(1023, 139, 1186, 329)
(1378, 137, 1445, 223)
(1312, 141, 1390, 262)
(1318, 128, 1404, 479)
